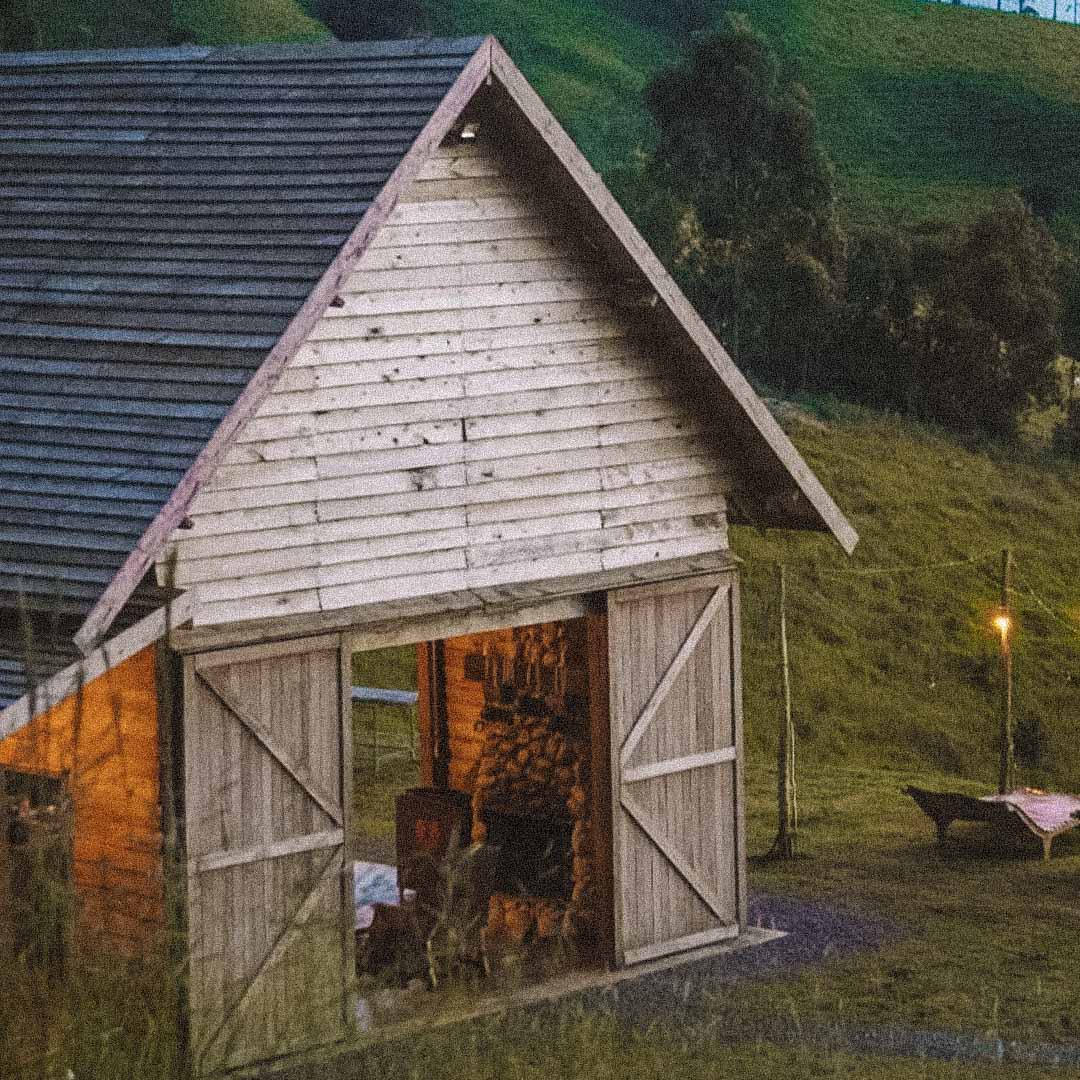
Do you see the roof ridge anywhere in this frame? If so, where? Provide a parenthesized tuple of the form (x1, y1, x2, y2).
(0, 35, 489, 69)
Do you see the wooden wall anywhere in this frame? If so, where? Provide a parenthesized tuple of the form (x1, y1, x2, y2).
(441, 627, 513, 794)
(0, 646, 165, 948)
(163, 129, 731, 627)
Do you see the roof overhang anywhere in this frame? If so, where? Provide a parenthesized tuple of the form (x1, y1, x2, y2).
(72, 35, 855, 654)
(0, 595, 191, 740)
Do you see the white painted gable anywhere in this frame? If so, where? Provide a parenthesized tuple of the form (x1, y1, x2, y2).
(160, 134, 730, 626)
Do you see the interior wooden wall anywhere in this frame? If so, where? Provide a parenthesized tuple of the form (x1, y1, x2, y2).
(0, 645, 165, 949)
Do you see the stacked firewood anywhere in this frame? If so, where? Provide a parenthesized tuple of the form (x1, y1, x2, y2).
(469, 624, 596, 944)
(470, 704, 582, 831)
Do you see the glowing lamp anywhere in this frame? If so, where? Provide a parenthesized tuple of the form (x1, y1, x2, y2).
(993, 613, 1011, 636)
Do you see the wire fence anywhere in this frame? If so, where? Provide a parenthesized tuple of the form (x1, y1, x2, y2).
(924, 0, 1080, 25)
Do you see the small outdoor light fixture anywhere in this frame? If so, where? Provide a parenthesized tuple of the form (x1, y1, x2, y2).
(459, 122, 479, 140)
(993, 611, 1012, 639)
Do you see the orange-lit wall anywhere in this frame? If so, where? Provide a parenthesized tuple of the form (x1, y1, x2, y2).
(0, 645, 166, 948)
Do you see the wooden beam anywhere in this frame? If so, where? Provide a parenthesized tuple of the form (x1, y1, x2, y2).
(195, 668, 343, 826)
(190, 828, 344, 876)
(169, 551, 737, 655)
(618, 583, 729, 770)
(624, 924, 738, 966)
(620, 790, 730, 921)
(586, 603, 616, 968)
(623, 746, 736, 785)
(195, 846, 343, 1071)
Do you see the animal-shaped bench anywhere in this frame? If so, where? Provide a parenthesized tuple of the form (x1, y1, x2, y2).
(904, 786, 1080, 860)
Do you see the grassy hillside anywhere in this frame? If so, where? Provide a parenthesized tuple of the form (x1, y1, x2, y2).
(426, 0, 1080, 232)
(732, 0, 1080, 231)
(424, 0, 727, 171)
(172, 0, 328, 45)
(736, 400, 1080, 789)
(3, 0, 328, 51)
(2, 1, 179, 50)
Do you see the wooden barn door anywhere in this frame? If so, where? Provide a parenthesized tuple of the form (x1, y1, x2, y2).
(182, 634, 352, 1075)
(607, 573, 745, 965)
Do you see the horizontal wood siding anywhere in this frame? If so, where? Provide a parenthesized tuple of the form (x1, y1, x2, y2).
(441, 627, 513, 793)
(0, 646, 164, 949)
(162, 135, 730, 626)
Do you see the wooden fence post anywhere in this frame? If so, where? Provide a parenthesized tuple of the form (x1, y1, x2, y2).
(997, 548, 1015, 794)
(771, 563, 798, 858)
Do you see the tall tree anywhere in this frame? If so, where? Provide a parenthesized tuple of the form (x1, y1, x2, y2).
(0, 0, 37, 50)
(917, 199, 1061, 439)
(307, 0, 430, 40)
(640, 15, 845, 386)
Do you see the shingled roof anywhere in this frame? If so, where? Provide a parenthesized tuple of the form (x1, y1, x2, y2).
(0, 35, 857, 718)
(0, 36, 485, 707)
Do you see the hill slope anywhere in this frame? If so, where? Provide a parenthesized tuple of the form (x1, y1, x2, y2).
(731, 0, 1080, 231)
(736, 401, 1080, 789)
(435, 0, 1080, 232)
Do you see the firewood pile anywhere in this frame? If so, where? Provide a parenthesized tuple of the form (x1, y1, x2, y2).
(468, 625, 595, 944)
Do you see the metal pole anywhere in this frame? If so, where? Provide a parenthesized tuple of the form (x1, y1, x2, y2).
(998, 548, 1015, 794)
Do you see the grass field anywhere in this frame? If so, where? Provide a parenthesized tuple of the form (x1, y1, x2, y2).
(731, 0, 1080, 231)
(733, 759, 1080, 1045)
(734, 398, 1080, 788)
(2, 0, 330, 51)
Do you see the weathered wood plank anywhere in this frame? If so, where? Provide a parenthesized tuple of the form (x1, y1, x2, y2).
(353, 235, 571, 272)
(305, 298, 612, 342)
(326, 278, 605, 317)
(161, 128, 739, 628)
(172, 551, 735, 650)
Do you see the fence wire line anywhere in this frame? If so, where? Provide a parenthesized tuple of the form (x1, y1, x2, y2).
(1012, 568, 1080, 638)
(780, 549, 1080, 645)
(784, 549, 1000, 580)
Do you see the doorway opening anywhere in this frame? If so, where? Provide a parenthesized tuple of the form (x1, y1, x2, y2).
(347, 617, 607, 1023)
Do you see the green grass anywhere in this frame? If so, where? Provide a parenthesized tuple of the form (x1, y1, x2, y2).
(724, 757, 1080, 1046)
(3, 0, 330, 50)
(428, 0, 735, 172)
(429, 0, 1080, 233)
(172, 0, 330, 45)
(729, 0, 1080, 230)
(351, 646, 420, 841)
(735, 400, 1080, 788)
(355, 1009, 1062, 1078)
(3, 0, 179, 50)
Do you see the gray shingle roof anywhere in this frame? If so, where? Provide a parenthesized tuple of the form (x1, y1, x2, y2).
(0, 36, 486, 709)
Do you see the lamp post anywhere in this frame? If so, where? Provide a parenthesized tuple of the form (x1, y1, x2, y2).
(996, 549, 1015, 794)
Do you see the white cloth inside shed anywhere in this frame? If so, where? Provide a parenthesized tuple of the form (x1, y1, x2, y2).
(352, 860, 415, 930)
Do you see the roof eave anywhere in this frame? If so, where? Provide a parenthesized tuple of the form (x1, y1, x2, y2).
(486, 39, 857, 557)
(71, 36, 498, 654)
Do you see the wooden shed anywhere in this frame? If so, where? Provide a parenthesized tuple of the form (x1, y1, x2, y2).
(0, 36, 856, 1074)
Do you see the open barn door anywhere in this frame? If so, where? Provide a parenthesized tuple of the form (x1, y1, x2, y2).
(182, 635, 352, 1074)
(607, 573, 745, 965)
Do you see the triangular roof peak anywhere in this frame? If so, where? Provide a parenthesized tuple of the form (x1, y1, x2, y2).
(1, 36, 853, 653)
